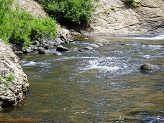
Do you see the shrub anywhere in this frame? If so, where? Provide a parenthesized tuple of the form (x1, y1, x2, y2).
(0, 0, 57, 46)
(123, 0, 139, 8)
(36, 0, 96, 25)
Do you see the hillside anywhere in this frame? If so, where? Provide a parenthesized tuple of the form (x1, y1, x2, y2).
(13, 0, 71, 38)
(14, 0, 164, 36)
(88, 0, 164, 36)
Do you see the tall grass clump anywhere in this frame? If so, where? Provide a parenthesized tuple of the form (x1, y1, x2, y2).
(0, 0, 56, 46)
(35, 0, 96, 25)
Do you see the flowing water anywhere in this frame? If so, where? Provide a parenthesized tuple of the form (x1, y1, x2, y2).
(1, 36, 164, 123)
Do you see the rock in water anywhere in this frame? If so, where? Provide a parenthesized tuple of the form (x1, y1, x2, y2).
(0, 39, 29, 108)
(140, 63, 159, 71)
(56, 45, 69, 52)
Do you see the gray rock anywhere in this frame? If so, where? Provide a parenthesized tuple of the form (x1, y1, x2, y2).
(47, 40, 57, 47)
(89, 44, 99, 48)
(140, 63, 159, 71)
(32, 40, 40, 47)
(55, 38, 65, 45)
(38, 47, 46, 54)
(77, 46, 94, 52)
(53, 51, 62, 56)
(56, 45, 69, 52)
(67, 38, 74, 42)
(43, 44, 49, 49)
(0, 39, 29, 108)
(29, 45, 38, 51)
(22, 47, 33, 53)
(14, 51, 23, 56)
(60, 35, 68, 43)
(44, 50, 53, 54)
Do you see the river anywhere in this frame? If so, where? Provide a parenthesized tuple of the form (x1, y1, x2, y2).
(1, 36, 164, 123)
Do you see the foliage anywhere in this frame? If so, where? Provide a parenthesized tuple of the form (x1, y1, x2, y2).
(111, 7, 117, 12)
(6, 73, 15, 81)
(35, 0, 96, 25)
(0, 0, 57, 46)
(123, 0, 139, 8)
(0, 73, 15, 88)
(3, 81, 10, 87)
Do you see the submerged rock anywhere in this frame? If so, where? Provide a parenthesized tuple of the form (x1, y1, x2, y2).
(140, 116, 164, 123)
(140, 63, 159, 71)
(95, 39, 109, 45)
(89, 44, 100, 48)
(0, 39, 29, 108)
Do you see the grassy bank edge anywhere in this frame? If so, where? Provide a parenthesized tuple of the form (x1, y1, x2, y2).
(0, 0, 57, 46)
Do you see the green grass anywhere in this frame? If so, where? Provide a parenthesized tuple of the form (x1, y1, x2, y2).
(0, 73, 15, 88)
(3, 81, 10, 87)
(0, 0, 57, 46)
(6, 73, 15, 81)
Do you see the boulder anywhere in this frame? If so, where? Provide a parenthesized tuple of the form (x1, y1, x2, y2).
(32, 40, 40, 47)
(55, 38, 65, 45)
(14, 51, 23, 56)
(56, 45, 69, 52)
(22, 47, 33, 54)
(0, 39, 29, 109)
(38, 47, 46, 54)
(140, 63, 159, 71)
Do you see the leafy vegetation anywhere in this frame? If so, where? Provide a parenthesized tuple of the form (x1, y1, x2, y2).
(0, 0, 57, 46)
(123, 0, 139, 8)
(5, 73, 15, 82)
(35, 0, 96, 25)
(0, 73, 15, 88)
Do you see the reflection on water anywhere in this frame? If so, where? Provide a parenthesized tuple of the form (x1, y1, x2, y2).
(1, 37, 164, 123)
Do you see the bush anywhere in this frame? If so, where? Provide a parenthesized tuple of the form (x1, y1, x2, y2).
(123, 0, 139, 8)
(0, 0, 57, 46)
(36, 0, 96, 25)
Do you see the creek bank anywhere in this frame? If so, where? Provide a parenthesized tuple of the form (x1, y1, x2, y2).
(83, 0, 164, 36)
(15, 0, 164, 37)
(12, 35, 73, 55)
(0, 39, 29, 109)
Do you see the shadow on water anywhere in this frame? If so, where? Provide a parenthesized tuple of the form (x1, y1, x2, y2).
(1, 36, 164, 123)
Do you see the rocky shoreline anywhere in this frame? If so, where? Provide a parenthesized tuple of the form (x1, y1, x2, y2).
(12, 35, 73, 55)
(0, 39, 29, 110)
